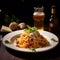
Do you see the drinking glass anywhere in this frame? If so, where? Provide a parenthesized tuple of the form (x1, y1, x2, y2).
(33, 6, 45, 30)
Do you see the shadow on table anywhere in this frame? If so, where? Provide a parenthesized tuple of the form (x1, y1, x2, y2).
(6, 42, 60, 60)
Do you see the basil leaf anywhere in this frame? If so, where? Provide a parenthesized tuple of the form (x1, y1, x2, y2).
(30, 48, 36, 52)
(16, 34, 20, 38)
(5, 40, 11, 44)
(24, 25, 38, 33)
(51, 38, 58, 42)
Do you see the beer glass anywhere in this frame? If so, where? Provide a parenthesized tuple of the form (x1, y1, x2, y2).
(33, 6, 45, 30)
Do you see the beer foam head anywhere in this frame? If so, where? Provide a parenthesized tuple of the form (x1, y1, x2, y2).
(33, 12, 44, 16)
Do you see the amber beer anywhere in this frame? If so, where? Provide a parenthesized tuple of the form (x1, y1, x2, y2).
(33, 12, 45, 30)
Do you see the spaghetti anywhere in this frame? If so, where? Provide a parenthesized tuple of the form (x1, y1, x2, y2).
(14, 26, 50, 48)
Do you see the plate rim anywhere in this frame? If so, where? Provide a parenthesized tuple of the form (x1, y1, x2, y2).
(2, 30, 59, 53)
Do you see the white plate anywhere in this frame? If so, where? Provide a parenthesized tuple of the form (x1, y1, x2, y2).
(2, 30, 59, 53)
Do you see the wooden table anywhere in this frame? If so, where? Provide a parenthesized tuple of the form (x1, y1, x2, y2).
(0, 32, 60, 60)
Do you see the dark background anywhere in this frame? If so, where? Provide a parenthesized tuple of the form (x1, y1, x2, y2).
(0, 0, 60, 27)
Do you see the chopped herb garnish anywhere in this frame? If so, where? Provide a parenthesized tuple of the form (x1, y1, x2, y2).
(51, 38, 58, 42)
(30, 48, 36, 52)
(5, 40, 11, 44)
(24, 25, 38, 33)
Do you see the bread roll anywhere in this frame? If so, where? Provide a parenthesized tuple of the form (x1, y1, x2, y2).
(18, 23, 27, 29)
(1, 25, 12, 32)
(9, 22, 18, 30)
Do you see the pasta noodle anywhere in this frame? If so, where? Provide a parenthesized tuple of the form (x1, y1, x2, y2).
(14, 31, 50, 48)
(13, 26, 50, 48)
